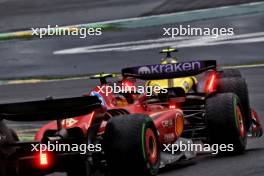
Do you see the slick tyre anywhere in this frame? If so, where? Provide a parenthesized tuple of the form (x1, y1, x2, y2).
(67, 159, 91, 176)
(104, 114, 160, 176)
(219, 69, 242, 78)
(0, 120, 19, 176)
(217, 77, 251, 130)
(206, 93, 247, 154)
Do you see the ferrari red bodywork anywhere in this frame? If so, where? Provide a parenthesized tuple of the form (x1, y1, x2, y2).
(35, 84, 184, 145)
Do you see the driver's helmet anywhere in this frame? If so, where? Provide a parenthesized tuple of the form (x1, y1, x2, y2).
(116, 78, 139, 104)
(160, 48, 178, 64)
(160, 57, 177, 64)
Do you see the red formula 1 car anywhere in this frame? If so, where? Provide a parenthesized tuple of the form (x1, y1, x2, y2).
(0, 60, 262, 176)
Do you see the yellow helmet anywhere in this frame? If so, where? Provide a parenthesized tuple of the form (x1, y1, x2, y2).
(160, 48, 178, 64)
(161, 57, 177, 64)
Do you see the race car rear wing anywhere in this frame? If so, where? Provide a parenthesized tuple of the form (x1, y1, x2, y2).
(122, 60, 217, 80)
(0, 96, 101, 121)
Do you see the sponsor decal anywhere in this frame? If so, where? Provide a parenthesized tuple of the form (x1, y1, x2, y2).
(61, 118, 78, 127)
(161, 119, 174, 128)
(138, 67, 151, 74)
(137, 61, 201, 75)
(164, 133, 176, 142)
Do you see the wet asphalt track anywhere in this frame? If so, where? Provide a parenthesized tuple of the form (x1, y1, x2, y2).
(0, 12, 264, 79)
(0, 0, 264, 176)
(0, 0, 261, 32)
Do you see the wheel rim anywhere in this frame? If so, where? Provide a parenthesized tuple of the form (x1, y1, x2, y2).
(236, 105, 245, 138)
(145, 128, 158, 165)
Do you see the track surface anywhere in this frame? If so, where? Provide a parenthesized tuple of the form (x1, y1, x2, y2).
(0, 0, 261, 32)
(0, 12, 264, 79)
(0, 1, 264, 176)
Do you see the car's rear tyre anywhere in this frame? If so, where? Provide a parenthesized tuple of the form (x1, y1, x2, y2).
(103, 114, 160, 176)
(206, 93, 247, 154)
(0, 120, 19, 176)
(67, 159, 91, 176)
(220, 69, 242, 78)
(217, 77, 251, 130)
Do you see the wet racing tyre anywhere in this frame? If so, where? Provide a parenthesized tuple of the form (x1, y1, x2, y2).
(217, 77, 251, 130)
(67, 159, 92, 176)
(0, 120, 19, 176)
(206, 93, 247, 154)
(103, 114, 160, 176)
(220, 69, 242, 78)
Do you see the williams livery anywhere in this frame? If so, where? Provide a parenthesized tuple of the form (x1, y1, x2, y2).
(0, 50, 262, 176)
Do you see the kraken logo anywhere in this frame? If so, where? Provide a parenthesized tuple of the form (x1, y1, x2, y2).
(138, 66, 151, 74)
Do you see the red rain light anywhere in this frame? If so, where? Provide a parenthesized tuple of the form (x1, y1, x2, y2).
(169, 104, 176, 109)
(206, 73, 216, 93)
(39, 152, 48, 166)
